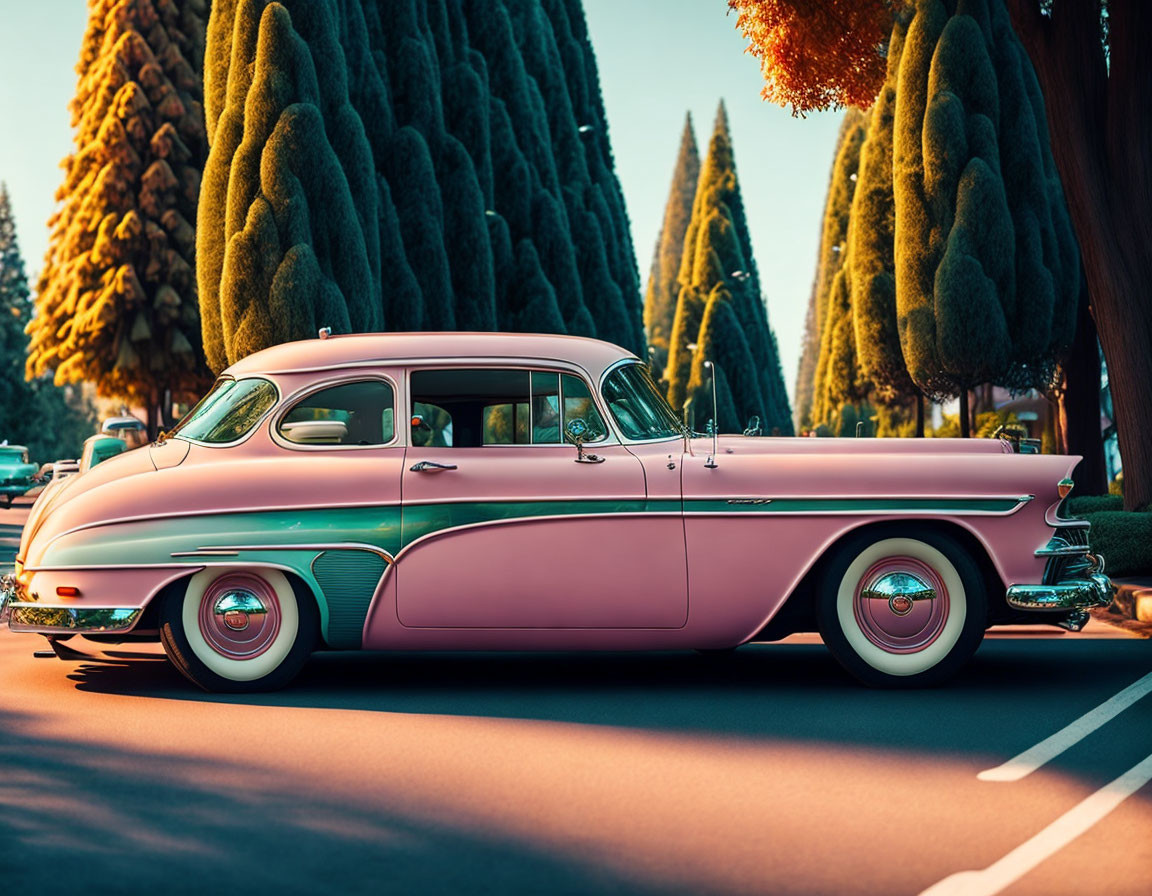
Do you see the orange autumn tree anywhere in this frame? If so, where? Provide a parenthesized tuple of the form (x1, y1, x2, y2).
(727, 0, 903, 113)
(27, 0, 211, 435)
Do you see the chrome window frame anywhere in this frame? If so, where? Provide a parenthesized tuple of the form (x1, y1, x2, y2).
(269, 372, 402, 452)
(598, 359, 685, 445)
(405, 362, 618, 448)
(171, 376, 282, 449)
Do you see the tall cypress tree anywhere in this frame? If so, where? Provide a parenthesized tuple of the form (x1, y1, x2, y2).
(806, 110, 867, 430)
(811, 116, 869, 431)
(893, 0, 1078, 436)
(644, 113, 699, 377)
(28, 0, 211, 434)
(201, 0, 642, 367)
(667, 103, 791, 433)
(848, 18, 924, 434)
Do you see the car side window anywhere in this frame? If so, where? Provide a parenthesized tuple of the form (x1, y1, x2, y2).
(561, 374, 607, 442)
(279, 380, 395, 446)
(409, 368, 603, 447)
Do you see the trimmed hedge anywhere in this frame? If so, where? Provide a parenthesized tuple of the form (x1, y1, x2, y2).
(1066, 496, 1152, 577)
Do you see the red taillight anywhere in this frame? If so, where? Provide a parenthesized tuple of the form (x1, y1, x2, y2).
(56, 586, 81, 598)
(1058, 478, 1074, 499)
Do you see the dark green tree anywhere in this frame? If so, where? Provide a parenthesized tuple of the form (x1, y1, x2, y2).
(0, 185, 96, 462)
(667, 103, 792, 434)
(200, 0, 643, 367)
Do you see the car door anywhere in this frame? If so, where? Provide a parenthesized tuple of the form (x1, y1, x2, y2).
(397, 365, 688, 629)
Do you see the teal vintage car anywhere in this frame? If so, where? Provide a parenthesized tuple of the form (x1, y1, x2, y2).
(0, 444, 37, 508)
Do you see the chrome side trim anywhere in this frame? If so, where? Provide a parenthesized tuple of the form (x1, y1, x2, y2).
(196, 543, 395, 564)
(171, 550, 240, 558)
(8, 604, 143, 634)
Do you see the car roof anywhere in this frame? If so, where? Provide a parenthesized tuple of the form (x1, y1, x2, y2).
(0, 444, 28, 452)
(224, 332, 638, 379)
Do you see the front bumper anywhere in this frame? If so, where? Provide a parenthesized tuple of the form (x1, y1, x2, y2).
(1, 569, 142, 633)
(1006, 571, 1112, 611)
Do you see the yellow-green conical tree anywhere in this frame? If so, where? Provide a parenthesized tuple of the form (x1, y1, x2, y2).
(667, 102, 791, 434)
(893, 0, 1079, 436)
(28, 0, 211, 433)
(811, 111, 869, 431)
(847, 18, 924, 435)
(644, 113, 699, 377)
(802, 109, 867, 432)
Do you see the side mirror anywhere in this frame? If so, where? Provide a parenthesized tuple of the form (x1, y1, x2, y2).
(565, 418, 604, 464)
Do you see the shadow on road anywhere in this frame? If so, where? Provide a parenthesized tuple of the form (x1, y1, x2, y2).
(59, 638, 1152, 784)
(0, 704, 678, 895)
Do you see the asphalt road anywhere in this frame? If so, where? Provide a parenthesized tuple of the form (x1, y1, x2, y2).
(2, 495, 1150, 895)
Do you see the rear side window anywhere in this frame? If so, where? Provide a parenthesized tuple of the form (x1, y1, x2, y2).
(410, 368, 606, 448)
(278, 380, 395, 446)
(173, 378, 278, 444)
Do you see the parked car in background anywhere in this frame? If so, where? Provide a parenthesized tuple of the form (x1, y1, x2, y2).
(100, 415, 149, 449)
(74, 415, 149, 476)
(0, 444, 38, 509)
(1, 332, 1111, 692)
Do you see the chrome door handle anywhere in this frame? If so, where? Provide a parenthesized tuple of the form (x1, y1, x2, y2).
(409, 461, 457, 472)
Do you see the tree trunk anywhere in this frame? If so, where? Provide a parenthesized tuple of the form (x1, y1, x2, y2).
(1056, 279, 1107, 493)
(145, 386, 161, 441)
(958, 389, 970, 438)
(1007, 0, 1152, 510)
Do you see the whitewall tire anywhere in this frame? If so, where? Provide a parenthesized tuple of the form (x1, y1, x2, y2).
(818, 529, 986, 687)
(160, 566, 317, 692)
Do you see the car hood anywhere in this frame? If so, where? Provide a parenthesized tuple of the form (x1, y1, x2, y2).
(18, 440, 190, 566)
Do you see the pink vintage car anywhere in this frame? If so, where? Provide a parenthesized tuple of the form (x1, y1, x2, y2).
(0, 332, 1111, 691)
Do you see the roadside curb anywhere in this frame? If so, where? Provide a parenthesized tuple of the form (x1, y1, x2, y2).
(1110, 578, 1152, 624)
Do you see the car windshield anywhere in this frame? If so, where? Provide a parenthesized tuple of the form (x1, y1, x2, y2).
(171, 378, 278, 444)
(601, 363, 684, 441)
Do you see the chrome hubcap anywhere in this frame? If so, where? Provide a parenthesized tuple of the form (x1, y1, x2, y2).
(198, 574, 282, 660)
(853, 558, 949, 653)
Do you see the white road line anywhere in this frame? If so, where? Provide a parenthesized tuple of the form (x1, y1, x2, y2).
(978, 669, 1152, 782)
(920, 751, 1152, 896)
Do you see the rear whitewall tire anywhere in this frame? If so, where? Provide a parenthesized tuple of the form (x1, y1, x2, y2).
(818, 530, 986, 687)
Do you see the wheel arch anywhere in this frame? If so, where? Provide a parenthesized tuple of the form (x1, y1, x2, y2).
(755, 517, 1005, 641)
(142, 562, 326, 643)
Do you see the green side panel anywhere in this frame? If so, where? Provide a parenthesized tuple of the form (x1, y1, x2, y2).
(45, 505, 403, 568)
(312, 550, 387, 649)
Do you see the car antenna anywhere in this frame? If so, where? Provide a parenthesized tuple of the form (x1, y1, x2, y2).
(704, 360, 718, 469)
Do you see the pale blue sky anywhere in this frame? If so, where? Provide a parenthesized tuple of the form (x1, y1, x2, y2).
(0, 0, 842, 402)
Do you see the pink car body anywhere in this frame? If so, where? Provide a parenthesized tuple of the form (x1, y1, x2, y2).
(0, 332, 1110, 690)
